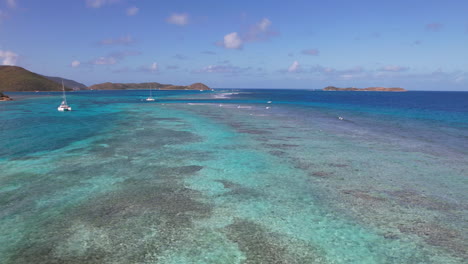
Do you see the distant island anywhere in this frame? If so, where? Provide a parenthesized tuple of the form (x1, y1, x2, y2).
(0, 65, 210, 92)
(88, 82, 211, 91)
(323, 86, 406, 92)
(0, 91, 12, 101)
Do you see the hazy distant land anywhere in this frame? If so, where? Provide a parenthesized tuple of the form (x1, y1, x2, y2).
(2, 65, 408, 94)
(323, 86, 407, 92)
(87, 82, 211, 91)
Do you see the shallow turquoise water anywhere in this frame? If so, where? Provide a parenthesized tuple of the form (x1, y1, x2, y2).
(0, 90, 467, 263)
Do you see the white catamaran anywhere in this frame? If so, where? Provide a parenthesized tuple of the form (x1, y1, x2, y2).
(57, 80, 72, 111)
(146, 84, 155, 101)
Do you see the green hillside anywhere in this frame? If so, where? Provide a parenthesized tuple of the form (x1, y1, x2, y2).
(43, 76, 87, 90)
(0, 66, 71, 91)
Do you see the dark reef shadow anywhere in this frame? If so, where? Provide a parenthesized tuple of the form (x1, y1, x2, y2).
(224, 219, 325, 263)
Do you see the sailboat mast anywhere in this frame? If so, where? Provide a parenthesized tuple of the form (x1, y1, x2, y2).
(62, 80, 67, 104)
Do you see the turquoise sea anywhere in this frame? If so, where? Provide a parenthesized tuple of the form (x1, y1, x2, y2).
(0, 89, 467, 263)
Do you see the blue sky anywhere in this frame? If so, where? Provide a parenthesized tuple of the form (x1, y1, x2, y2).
(1, 0, 467, 90)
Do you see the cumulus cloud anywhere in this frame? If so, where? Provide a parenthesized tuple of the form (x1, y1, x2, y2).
(221, 32, 243, 49)
(99, 35, 135, 46)
(71, 60, 81, 67)
(302, 49, 319, 56)
(426, 23, 443, 32)
(86, 0, 120, 8)
(243, 18, 278, 42)
(0, 50, 18, 65)
(258, 18, 271, 31)
(166, 13, 189, 26)
(90, 50, 140, 65)
(126, 6, 139, 16)
(219, 17, 278, 50)
(379, 65, 409, 72)
(288, 61, 300, 73)
(150, 62, 158, 71)
(6, 0, 17, 8)
(137, 62, 159, 73)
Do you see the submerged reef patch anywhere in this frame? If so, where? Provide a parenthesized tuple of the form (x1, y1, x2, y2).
(224, 219, 326, 263)
(215, 180, 262, 199)
(341, 189, 387, 202)
(388, 189, 459, 211)
(7, 183, 214, 263)
(310, 171, 334, 178)
(397, 221, 467, 257)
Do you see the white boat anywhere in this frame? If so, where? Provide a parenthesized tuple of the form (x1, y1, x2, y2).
(57, 81, 72, 111)
(146, 85, 155, 101)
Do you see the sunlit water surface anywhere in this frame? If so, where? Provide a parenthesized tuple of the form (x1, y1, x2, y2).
(1, 89, 467, 263)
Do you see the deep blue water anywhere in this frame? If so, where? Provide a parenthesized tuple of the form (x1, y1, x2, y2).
(225, 90, 468, 125)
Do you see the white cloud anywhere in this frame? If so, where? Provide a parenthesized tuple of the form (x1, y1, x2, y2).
(6, 0, 17, 8)
(166, 13, 189, 26)
(219, 18, 277, 50)
(71, 60, 81, 67)
(99, 35, 135, 45)
(150, 62, 158, 71)
(86, 0, 119, 8)
(258, 18, 271, 31)
(0, 50, 18, 65)
(243, 17, 276, 42)
(126, 6, 139, 16)
(138, 62, 160, 73)
(223, 32, 243, 49)
(288, 61, 300, 73)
